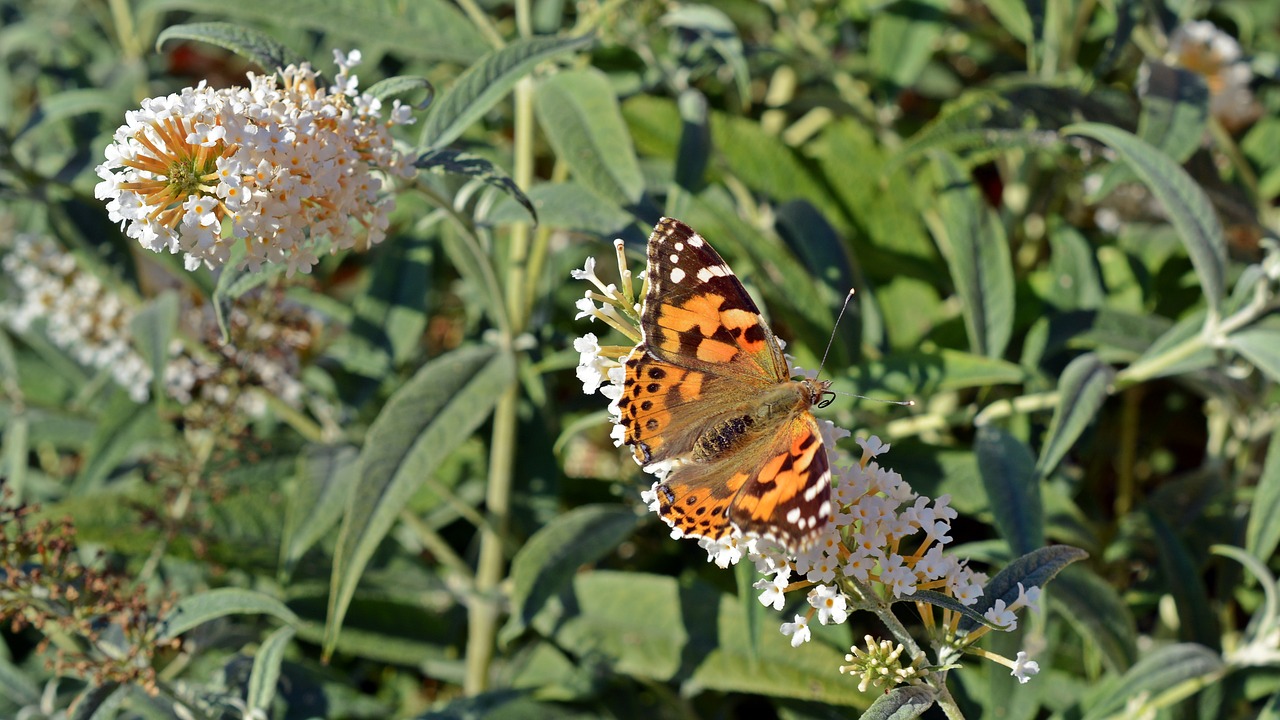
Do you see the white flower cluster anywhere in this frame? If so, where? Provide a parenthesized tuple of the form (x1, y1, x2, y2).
(94, 50, 414, 276)
(1, 233, 154, 402)
(1, 233, 322, 422)
(573, 241, 1044, 687)
(1168, 20, 1259, 131)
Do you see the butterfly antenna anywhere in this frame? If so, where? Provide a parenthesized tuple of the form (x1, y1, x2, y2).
(813, 289, 916, 409)
(816, 289, 857, 379)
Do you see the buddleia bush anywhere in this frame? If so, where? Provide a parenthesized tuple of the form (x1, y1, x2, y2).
(0, 0, 1277, 718)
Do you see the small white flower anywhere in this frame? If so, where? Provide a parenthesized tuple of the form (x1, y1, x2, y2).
(754, 569, 791, 611)
(983, 599, 1018, 630)
(857, 436, 890, 458)
(809, 584, 849, 625)
(780, 614, 812, 647)
(1011, 651, 1040, 683)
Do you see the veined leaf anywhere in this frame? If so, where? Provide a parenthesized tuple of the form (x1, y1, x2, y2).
(158, 588, 298, 642)
(501, 505, 641, 642)
(326, 345, 515, 656)
(1082, 643, 1224, 720)
(1065, 123, 1226, 317)
(365, 75, 434, 109)
(860, 685, 936, 720)
(1035, 353, 1113, 480)
(1246, 430, 1280, 564)
(976, 425, 1042, 555)
(959, 545, 1087, 632)
(281, 445, 358, 577)
(927, 152, 1014, 358)
(417, 149, 536, 223)
(156, 22, 307, 71)
(423, 33, 594, 149)
(1049, 566, 1138, 672)
(534, 68, 645, 207)
(869, 0, 947, 91)
(248, 626, 296, 713)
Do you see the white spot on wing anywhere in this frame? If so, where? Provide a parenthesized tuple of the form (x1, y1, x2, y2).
(786, 507, 802, 523)
(675, 243, 684, 251)
(670, 267, 686, 283)
(688, 234, 704, 248)
(669, 253, 679, 263)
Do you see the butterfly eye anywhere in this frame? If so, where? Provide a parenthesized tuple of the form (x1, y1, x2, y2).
(817, 391, 836, 409)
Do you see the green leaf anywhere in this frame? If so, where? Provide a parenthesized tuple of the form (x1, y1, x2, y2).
(155, 22, 306, 71)
(1228, 322, 1280, 384)
(352, 231, 432, 368)
(1211, 545, 1279, 650)
(959, 545, 1088, 632)
(1049, 566, 1138, 672)
(423, 33, 595, 149)
(736, 555, 763, 663)
(2, 411, 28, 502)
(1127, 310, 1216, 380)
(74, 392, 164, 492)
(673, 89, 711, 197)
(158, 588, 298, 642)
(69, 683, 127, 720)
(1082, 643, 1225, 720)
(326, 345, 515, 655)
(1035, 353, 1113, 480)
(927, 152, 1015, 358)
(129, 291, 178, 404)
(365, 75, 434, 108)
(976, 425, 1042, 555)
(859, 684, 937, 720)
(486, 182, 632, 234)
(848, 349, 1026, 397)
(1247, 430, 1280, 564)
(534, 68, 645, 207)
(502, 505, 641, 642)
(1136, 61, 1209, 164)
(982, 0, 1033, 44)
(145, 0, 487, 65)
(661, 6, 750, 105)
(1147, 512, 1218, 649)
(416, 149, 537, 223)
(1043, 222, 1105, 310)
(248, 625, 296, 713)
(1064, 123, 1226, 317)
(910, 590, 998, 629)
(281, 445, 358, 577)
(869, 0, 947, 91)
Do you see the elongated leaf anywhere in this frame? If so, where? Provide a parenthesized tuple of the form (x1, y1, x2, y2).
(849, 349, 1026, 397)
(1247, 430, 1280, 564)
(534, 68, 645, 207)
(869, 0, 946, 91)
(423, 33, 594, 149)
(1044, 222, 1105, 310)
(983, 0, 1033, 44)
(959, 545, 1088, 632)
(156, 22, 306, 71)
(1136, 61, 1209, 164)
(1065, 123, 1226, 316)
(365, 76, 434, 108)
(416, 149, 536, 222)
(2, 412, 28, 502)
(326, 345, 515, 655)
(1035, 353, 1113, 479)
(910, 590, 997, 629)
(736, 555, 763, 663)
(977, 426, 1042, 555)
(487, 182, 631, 234)
(861, 684, 936, 720)
(673, 88, 711, 197)
(248, 625, 296, 713)
(1212, 545, 1279, 648)
(502, 505, 641, 642)
(147, 0, 487, 65)
(281, 445, 358, 576)
(159, 588, 298, 642)
(69, 683, 126, 720)
(74, 393, 163, 493)
(1228, 323, 1280, 384)
(927, 152, 1015, 358)
(1147, 512, 1218, 649)
(1082, 643, 1224, 720)
(129, 292, 178, 403)
(1049, 566, 1138, 672)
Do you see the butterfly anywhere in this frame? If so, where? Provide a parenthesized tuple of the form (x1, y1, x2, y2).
(618, 217, 834, 553)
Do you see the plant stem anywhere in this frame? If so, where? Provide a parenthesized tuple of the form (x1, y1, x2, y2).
(464, 383, 519, 694)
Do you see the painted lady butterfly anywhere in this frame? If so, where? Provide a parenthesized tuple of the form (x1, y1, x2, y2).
(620, 218, 834, 553)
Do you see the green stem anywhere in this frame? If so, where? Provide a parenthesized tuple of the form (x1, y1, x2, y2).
(464, 382, 519, 694)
